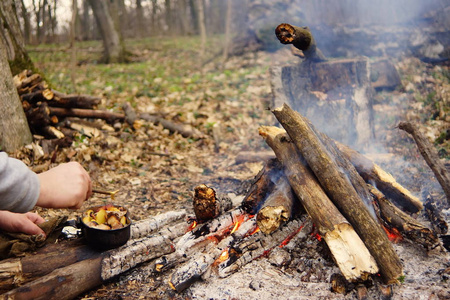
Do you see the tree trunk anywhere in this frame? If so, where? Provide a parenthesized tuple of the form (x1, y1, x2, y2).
(197, 0, 207, 58)
(0, 39, 32, 152)
(0, 0, 36, 75)
(80, 0, 91, 41)
(87, 0, 125, 63)
(135, 0, 145, 37)
(18, 0, 31, 44)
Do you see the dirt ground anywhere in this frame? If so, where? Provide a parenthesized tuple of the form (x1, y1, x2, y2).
(9, 44, 450, 299)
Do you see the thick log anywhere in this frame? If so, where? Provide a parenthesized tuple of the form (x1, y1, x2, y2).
(259, 126, 378, 281)
(240, 158, 282, 215)
(20, 89, 54, 104)
(369, 185, 439, 250)
(275, 23, 326, 62)
(336, 142, 423, 213)
(398, 121, 450, 204)
(256, 175, 296, 234)
(48, 107, 125, 122)
(272, 104, 403, 284)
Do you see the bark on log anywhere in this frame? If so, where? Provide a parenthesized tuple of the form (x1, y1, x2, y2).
(51, 90, 101, 109)
(275, 23, 326, 62)
(398, 121, 450, 205)
(240, 158, 282, 215)
(369, 185, 439, 250)
(336, 142, 423, 213)
(259, 126, 378, 282)
(48, 107, 125, 122)
(272, 104, 403, 284)
(256, 175, 296, 234)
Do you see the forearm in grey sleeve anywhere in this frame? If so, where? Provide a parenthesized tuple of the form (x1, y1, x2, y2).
(0, 152, 40, 213)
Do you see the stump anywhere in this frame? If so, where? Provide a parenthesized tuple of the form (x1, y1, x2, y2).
(271, 57, 375, 149)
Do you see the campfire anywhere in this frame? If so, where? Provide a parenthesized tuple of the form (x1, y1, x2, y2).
(1, 103, 447, 299)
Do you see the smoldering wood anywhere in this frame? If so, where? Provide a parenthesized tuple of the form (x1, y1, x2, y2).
(240, 158, 282, 215)
(193, 184, 232, 223)
(139, 113, 205, 139)
(272, 104, 403, 284)
(369, 185, 439, 250)
(330, 273, 349, 294)
(424, 192, 448, 235)
(275, 23, 326, 62)
(131, 210, 187, 240)
(256, 175, 296, 235)
(398, 121, 450, 204)
(259, 126, 378, 282)
(336, 142, 423, 213)
(168, 218, 258, 292)
(218, 217, 308, 278)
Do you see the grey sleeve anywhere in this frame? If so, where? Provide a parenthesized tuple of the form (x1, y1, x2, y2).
(0, 152, 40, 213)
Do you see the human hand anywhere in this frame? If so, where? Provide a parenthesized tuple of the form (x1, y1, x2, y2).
(36, 162, 92, 210)
(0, 211, 46, 236)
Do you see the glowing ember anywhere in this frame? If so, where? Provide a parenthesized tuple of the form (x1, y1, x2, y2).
(219, 249, 229, 262)
(187, 220, 197, 232)
(382, 226, 403, 243)
(280, 225, 304, 248)
(230, 221, 241, 234)
(310, 232, 322, 241)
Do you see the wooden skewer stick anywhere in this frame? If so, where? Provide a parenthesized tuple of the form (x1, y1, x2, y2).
(92, 189, 120, 200)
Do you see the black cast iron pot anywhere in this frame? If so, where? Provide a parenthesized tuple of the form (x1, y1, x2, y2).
(79, 204, 131, 251)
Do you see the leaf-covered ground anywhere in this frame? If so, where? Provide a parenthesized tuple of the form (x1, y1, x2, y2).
(12, 37, 449, 299)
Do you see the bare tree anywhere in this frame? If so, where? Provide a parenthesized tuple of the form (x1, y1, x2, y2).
(87, 0, 126, 63)
(0, 38, 32, 152)
(197, 0, 206, 58)
(17, 0, 32, 44)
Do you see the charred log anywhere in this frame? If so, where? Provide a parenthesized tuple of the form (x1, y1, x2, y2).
(193, 185, 232, 223)
(398, 121, 450, 205)
(424, 192, 448, 235)
(241, 158, 282, 215)
(272, 104, 403, 284)
(256, 175, 296, 235)
(275, 23, 326, 62)
(369, 185, 439, 250)
(336, 142, 423, 213)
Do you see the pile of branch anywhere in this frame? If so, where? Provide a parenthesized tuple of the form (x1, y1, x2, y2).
(13, 70, 204, 145)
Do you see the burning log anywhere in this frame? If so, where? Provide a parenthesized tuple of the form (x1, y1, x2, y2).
(424, 192, 448, 235)
(398, 121, 450, 204)
(193, 184, 232, 223)
(369, 185, 439, 250)
(275, 23, 326, 62)
(241, 158, 282, 215)
(272, 104, 403, 284)
(0, 223, 186, 300)
(336, 142, 423, 213)
(218, 217, 310, 278)
(256, 175, 296, 234)
(168, 217, 257, 292)
(259, 126, 378, 282)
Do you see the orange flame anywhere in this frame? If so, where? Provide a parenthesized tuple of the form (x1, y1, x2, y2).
(250, 226, 260, 235)
(280, 225, 304, 248)
(382, 226, 402, 243)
